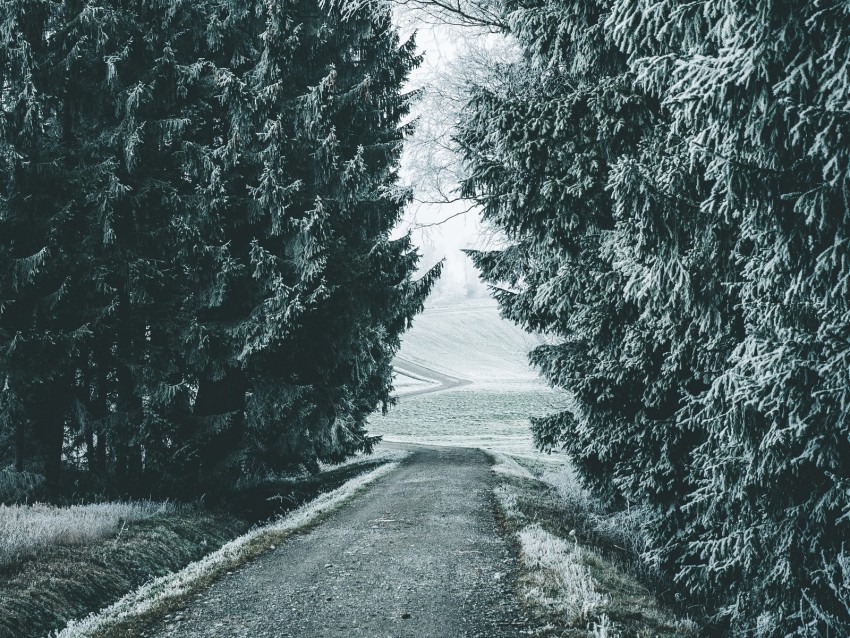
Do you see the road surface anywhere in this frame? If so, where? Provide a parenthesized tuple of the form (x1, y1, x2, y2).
(148, 445, 527, 638)
(393, 358, 472, 398)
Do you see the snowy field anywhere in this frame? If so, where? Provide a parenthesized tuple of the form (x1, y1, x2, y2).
(373, 386, 568, 458)
(393, 298, 544, 388)
(372, 299, 569, 462)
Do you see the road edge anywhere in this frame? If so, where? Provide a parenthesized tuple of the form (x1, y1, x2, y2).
(51, 460, 404, 638)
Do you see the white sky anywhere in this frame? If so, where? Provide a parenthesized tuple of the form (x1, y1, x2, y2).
(392, 15, 499, 303)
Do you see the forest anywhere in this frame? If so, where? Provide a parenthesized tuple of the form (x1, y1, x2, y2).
(2, 0, 849, 636)
(455, 0, 850, 635)
(0, 0, 439, 498)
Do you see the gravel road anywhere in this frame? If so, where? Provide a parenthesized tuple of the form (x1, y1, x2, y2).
(148, 445, 526, 638)
(393, 358, 473, 398)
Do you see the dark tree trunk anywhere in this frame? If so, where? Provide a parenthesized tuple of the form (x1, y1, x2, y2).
(193, 367, 248, 484)
(43, 409, 64, 499)
(95, 431, 106, 473)
(84, 417, 95, 473)
(92, 357, 109, 473)
(115, 293, 143, 490)
(14, 418, 24, 472)
(39, 381, 68, 499)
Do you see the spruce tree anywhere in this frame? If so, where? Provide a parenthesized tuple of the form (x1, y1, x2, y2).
(0, 0, 99, 492)
(608, 1, 850, 632)
(460, 0, 850, 633)
(1, 0, 438, 496)
(193, 0, 440, 477)
(458, 0, 728, 585)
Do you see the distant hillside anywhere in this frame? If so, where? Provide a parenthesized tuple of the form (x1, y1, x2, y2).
(396, 298, 545, 386)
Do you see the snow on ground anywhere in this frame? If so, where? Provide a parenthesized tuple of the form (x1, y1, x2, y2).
(392, 370, 436, 394)
(376, 298, 568, 463)
(395, 298, 545, 387)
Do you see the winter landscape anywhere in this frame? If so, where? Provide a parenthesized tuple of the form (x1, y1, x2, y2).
(2, 0, 849, 637)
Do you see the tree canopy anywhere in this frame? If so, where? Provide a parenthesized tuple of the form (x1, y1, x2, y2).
(0, 0, 439, 498)
(458, 0, 850, 634)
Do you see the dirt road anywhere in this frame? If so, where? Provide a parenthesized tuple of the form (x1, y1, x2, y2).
(393, 358, 473, 398)
(148, 445, 526, 638)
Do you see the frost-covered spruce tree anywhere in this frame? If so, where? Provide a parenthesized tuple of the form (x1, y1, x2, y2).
(173, 0, 440, 479)
(0, 0, 226, 493)
(458, 0, 730, 585)
(0, 0, 436, 495)
(84, 0, 229, 491)
(608, 1, 850, 633)
(460, 0, 644, 498)
(0, 0, 106, 491)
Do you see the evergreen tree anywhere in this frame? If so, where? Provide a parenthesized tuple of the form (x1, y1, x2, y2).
(460, 0, 850, 633)
(609, 1, 850, 633)
(193, 0, 440, 477)
(0, 0, 99, 492)
(458, 0, 730, 586)
(1, 0, 438, 497)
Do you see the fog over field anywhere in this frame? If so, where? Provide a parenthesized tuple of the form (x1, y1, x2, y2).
(370, 299, 568, 459)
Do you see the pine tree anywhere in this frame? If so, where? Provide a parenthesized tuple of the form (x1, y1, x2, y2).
(0, 0, 99, 492)
(1, 0, 438, 497)
(461, 0, 850, 633)
(608, 1, 850, 632)
(458, 0, 729, 586)
(194, 0, 440, 477)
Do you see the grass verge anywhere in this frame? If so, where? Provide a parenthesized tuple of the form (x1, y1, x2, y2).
(0, 509, 246, 638)
(52, 461, 400, 638)
(0, 451, 403, 638)
(0, 501, 178, 568)
(489, 453, 700, 638)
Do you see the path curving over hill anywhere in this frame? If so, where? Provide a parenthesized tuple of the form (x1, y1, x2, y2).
(393, 357, 473, 398)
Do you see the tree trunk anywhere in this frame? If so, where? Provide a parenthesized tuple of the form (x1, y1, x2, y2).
(41, 382, 67, 499)
(95, 431, 106, 473)
(14, 418, 24, 472)
(115, 293, 142, 491)
(193, 367, 248, 485)
(92, 356, 109, 474)
(84, 417, 95, 473)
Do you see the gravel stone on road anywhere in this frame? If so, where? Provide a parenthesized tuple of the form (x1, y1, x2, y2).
(148, 445, 526, 638)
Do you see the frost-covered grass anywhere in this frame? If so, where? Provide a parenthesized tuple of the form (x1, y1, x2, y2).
(518, 523, 607, 622)
(371, 387, 569, 457)
(317, 446, 409, 472)
(234, 445, 408, 490)
(536, 463, 651, 562)
(492, 459, 699, 638)
(491, 451, 535, 480)
(52, 461, 400, 638)
(590, 614, 617, 638)
(0, 500, 176, 568)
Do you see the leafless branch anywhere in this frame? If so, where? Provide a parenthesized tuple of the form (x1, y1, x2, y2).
(410, 203, 478, 228)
